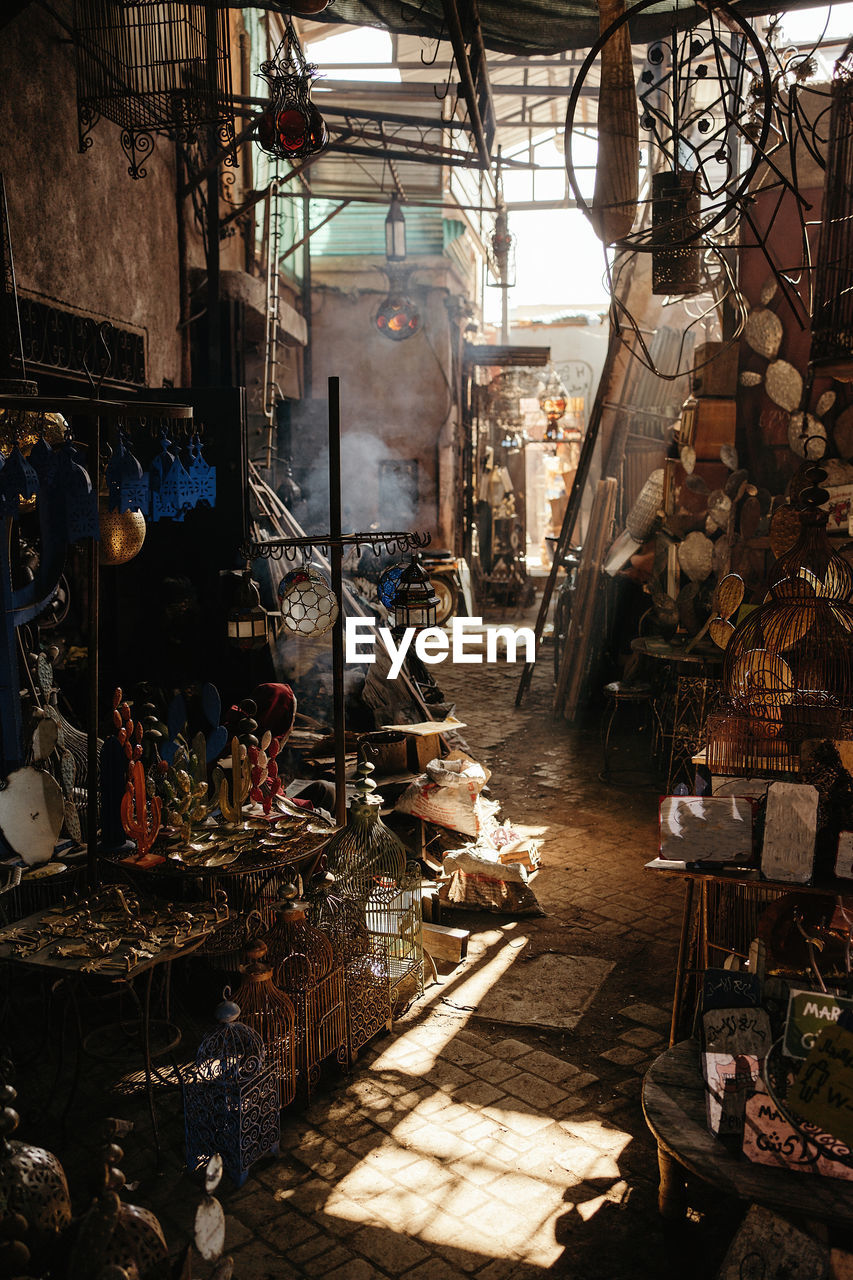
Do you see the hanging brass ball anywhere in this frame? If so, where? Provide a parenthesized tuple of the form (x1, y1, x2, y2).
(98, 503, 146, 566)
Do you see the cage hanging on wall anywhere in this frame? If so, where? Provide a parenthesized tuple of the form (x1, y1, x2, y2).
(706, 459, 853, 776)
(324, 759, 423, 1007)
(183, 989, 280, 1188)
(256, 19, 328, 161)
(809, 50, 853, 378)
(307, 875, 392, 1061)
(73, 0, 236, 179)
(263, 898, 349, 1095)
(232, 940, 298, 1109)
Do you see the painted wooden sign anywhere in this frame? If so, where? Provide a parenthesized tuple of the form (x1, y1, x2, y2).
(703, 967, 761, 1011)
(784, 988, 853, 1059)
(659, 795, 753, 863)
(742, 1081, 816, 1172)
(761, 781, 818, 882)
(788, 1021, 853, 1148)
(703, 1007, 771, 1139)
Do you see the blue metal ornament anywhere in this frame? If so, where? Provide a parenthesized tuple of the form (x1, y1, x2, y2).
(104, 431, 150, 515)
(183, 989, 280, 1188)
(0, 445, 38, 515)
(54, 440, 99, 543)
(377, 562, 406, 609)
(150, 429, 194, 522)
(183, 434, 216, 510)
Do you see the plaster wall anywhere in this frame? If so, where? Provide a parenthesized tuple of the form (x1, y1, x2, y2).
(0, 1, 185, 388)
(309, 266, 462, 547)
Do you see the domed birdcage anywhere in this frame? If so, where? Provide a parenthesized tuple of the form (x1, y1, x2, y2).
(324, 759, 423, 1007)
(231, 941, 298, 1109)
(263, 898, 348, 1094)
(707, 459, 853, 775)
(307, 875, 391, 1060)
(183, 989, 280, 1187)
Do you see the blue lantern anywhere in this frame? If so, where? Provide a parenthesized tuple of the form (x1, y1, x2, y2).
(183, 989, 280, 1188)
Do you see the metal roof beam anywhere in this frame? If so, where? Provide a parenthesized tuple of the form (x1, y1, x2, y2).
(440, 0, 492, 168)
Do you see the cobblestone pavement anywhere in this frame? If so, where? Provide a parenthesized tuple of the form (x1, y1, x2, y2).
(11, 628, 743, 1277)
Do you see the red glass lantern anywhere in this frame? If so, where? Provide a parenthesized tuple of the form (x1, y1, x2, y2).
(375, 294, 420, 341)
(256, 21, 328, 162)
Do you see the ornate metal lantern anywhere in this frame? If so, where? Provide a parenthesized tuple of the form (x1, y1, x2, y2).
(98, 497, 146, 565)
(278, 564, 338, 637)
(391, 557, 439, 632)
(263, 897, 348, 1095)
(385, 195, 407, 262)
(232, 940, 298, 1109)
(183, 988, 280, 1188)
(0, 1070, 72, 1271)
(256, 19, 328, 162)
(307, 875, 392, 1061)
(375, 285, 421, 342)
(324, 759, 423, 1007)
(651, 170, 703, 296)
(227, 568, 269, 651)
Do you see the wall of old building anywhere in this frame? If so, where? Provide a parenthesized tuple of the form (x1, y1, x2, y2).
(308, 258, 465, 548)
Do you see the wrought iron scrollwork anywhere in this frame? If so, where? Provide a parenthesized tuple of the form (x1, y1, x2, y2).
(241, 530, 432, 563)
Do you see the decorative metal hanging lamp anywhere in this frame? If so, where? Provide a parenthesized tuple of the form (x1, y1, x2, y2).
(385, 194, 407, 262)
(391, 557, 439, 632)
(538, 369, 569, 442)
(256, 18, 328, 162)
(183, 988, 280, 1187)
(376, 196, 421, 341)
(226, 567, 270, 651)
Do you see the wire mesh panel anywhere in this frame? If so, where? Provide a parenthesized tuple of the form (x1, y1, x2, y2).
(73, 0, 235, 176)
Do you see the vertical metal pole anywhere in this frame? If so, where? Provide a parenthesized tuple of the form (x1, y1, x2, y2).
(328, 377, 346, 827)
(87, 414, 100, 887)
(205, 5, 221, 386)
(302, 194, 313, 399)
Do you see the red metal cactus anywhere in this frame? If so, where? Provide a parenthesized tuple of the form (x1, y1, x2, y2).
(120, 758, 162, 860)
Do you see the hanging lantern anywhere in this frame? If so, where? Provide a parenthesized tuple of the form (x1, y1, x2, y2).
(183, 988, 280, 1188)
(377, 561, 406, 609)
(487, 203, 517, 289)
(0, 1068, 73, 1271)
(98, 497, 146, 566)
(375, 291, 421, 341)
(651, 170, 703, 296)
(256, 19, 328, 162)
(278, 564, 338, 637)
(391, 556, 439, 632)
(227, 569, 269, 651)
(232, 940, 298, 1108)
(538, 369, 569, 442)
(385, 195, 407, 262)
(810, 50, 853, 378)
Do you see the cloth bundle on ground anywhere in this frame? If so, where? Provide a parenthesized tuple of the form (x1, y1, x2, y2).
(395, 752, 499, 837)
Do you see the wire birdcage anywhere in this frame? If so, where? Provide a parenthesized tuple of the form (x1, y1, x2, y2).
(73, 0, 236, 178)
(707, 464, 853, 776)
(264, 899, 348, 1094)
(183, 989, 280, 1187)
(307, 876, 391, 1061)
(231, 941, 298, 1109)
(324, 760, 423, 1007)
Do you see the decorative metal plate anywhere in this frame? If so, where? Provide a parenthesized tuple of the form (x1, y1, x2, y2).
(745, 308, 783, 359)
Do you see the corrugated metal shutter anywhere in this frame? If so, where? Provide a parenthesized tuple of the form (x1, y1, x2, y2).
(309, 201, 445, 257)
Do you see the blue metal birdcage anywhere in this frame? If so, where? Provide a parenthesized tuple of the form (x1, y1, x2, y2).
(183, 989, 280, 1188)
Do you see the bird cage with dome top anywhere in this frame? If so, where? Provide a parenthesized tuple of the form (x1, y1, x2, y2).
(324, 758, 423, 1008)
(307, 875, 391, 1060)
(231, 940, 298, 1109)
(706, 457, 853, 777)
(263, 896, 348, 1095)
(183, 988, 280, 1188)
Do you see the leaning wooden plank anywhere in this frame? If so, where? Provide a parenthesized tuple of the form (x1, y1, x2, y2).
(422, 922, 469, 962)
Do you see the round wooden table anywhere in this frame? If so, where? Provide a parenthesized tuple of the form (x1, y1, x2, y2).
(643, 1039, 853, 1223)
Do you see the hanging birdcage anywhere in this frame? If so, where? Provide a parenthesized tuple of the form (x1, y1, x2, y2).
(183, 989, 280, 1187)
(256, 19, 328, 162)
(307, 876, 391, 1061)
(73, 0, 235, 179)
(263, 898, 348, 1095)
(324, 760, 423, 1007)
(706, 459, 853, 776)
(231, 940, 298, 1109)
(810, 49, 853, 378)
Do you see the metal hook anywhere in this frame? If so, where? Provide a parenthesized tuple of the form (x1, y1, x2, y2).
(434, 53, 457, 101)
(81, 320, 114, 397)
(420, 26, 444, 66)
